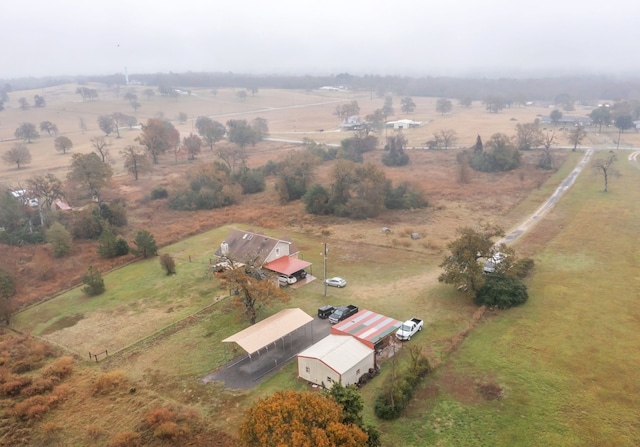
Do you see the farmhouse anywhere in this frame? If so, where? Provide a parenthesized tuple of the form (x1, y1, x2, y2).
(340, 115, 367, 131)
(331, 309, 401, 351)
(297, 334, 374, 387)
(385, 119, 423, 129)
(215, 228, 311, 278)
(539, 115, 593, 126)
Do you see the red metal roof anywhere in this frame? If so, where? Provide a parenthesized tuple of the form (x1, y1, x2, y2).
(263, 256, 312, 275)
(331, 309, 402, 349)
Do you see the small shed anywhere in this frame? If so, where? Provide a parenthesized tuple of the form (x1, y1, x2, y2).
(297, 335, 374, 387)
(331, 309, 401, 351)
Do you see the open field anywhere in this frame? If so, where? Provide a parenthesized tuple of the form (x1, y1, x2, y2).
(3, 84, 640, 445)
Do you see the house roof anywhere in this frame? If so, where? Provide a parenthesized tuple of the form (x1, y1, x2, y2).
(263, 256, 311, 275)
(331, 309, 402, 347)
(215, 228, 298, 266)
(297, 335, 373, 374)
(223, 308, 313, 354)
(53, 199, 72, 210)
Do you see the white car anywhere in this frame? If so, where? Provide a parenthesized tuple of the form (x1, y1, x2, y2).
(278, 274, 297, 286)
(325, 277, 347, 288)
(483, 252, 507, 273)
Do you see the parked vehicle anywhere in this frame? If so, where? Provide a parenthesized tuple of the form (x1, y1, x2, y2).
(211, 258, 245, 273)
(483, 252, 508, 273)
(293, 269, 307, 280)
(396, 318, 424, 341)
(325, 277, 347, 288)
(328, 305, 359, 324)
(318, 305, 335, 319)
(278, 274, 297, 286)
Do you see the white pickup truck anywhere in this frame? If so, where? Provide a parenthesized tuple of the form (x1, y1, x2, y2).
(396, 318, 423, 341)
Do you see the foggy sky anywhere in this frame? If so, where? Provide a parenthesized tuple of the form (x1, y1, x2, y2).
(3, 0, 640, 79)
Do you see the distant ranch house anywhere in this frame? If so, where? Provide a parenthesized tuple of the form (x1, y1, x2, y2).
(385, 119, 423, 130)
(215, 228, 312, 281)
(340, 116, 367, 131)
(540, 115, 593, 127)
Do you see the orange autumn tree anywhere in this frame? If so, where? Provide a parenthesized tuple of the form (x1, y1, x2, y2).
(239, 390, 368, 447)
(219, 267, 288, 324)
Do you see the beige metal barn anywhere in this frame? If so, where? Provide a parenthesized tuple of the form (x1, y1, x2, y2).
(297, 335, 374, 387)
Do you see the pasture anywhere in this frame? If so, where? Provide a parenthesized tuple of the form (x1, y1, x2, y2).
(3, 83, 640, 445)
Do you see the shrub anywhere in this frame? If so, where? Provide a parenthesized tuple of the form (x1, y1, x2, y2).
(86, 424, 106, 440)
(66, 206, 102, 239)
(302, 184, 332, 215)
(93, 370, 127, 395)
(145, 407, 175, 427)
(99, 201, 127, 227)
(0, 270, 16, 300)
(21, 376, 59, 396)
(374, 352, 432, 420)
(133, 229, 157, 258)
(150, 187, 168, 200)
(385, 183, 428, 210)
(474, 274, 528, 309)
(98, 227, 129, 258)
(107, 431, 140, 447)
(235, 167, 266, 194)
(43, 356, 73, 379)
(12, 394, 60, 420)
(46, 222, 73, 257)
(82, 266, 105, 296)
(511, 257, 535, 279)
(2, 377, 32, 396)
(381, 150, 409, 167)
(160, 254, 176, 275)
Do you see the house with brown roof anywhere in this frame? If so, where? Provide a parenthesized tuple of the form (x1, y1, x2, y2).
(215, 228, 312, 279)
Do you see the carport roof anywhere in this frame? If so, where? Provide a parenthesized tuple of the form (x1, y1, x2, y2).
(263, 256, 312, 275)
(222, 308, 313, 354)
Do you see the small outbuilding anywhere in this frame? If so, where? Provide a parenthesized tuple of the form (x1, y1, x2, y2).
(331, 309, 401, 351)
(297, 335, 374, 387)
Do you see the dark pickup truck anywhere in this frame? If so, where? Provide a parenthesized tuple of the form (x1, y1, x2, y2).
(328, 305, 359, 324)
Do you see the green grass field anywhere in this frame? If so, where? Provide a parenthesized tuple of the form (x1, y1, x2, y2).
(376, 151, 640, 446)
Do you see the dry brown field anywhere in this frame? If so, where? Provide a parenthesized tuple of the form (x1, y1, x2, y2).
(4, 83, 639, 307)
(2, 84, 640, 445)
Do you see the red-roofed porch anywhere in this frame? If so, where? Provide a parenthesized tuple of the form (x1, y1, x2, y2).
(263, 256, 312, 276)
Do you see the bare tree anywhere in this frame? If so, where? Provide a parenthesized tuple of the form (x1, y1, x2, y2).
(2, 143, 32, 169)
(569, 125, 587, 151)
(90, 136, 111, 163)
(435, 129, 458, 149)
(592, 153, 620, 192)
(121, 145, 152, 180)
(538, 130, 556, 169)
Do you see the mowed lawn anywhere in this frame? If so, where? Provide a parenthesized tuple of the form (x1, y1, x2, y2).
(378, 150, 640, 446)
(12, 227, 231, 354)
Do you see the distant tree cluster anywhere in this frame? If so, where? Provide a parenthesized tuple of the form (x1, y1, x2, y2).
(302, 160, 427, 219)
(468, 133, 521, 172)
(167, 162, 241, 211)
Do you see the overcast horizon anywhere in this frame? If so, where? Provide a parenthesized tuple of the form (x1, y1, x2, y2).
(3, 0, 640, 80)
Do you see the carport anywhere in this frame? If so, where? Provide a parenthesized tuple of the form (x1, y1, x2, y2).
(263, 256, 311, 276)
(216, 308, 318, 385)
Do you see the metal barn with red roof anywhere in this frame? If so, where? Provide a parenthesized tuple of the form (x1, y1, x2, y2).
(331, 309, 402, 350)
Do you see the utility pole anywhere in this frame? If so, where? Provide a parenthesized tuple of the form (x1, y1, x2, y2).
(323, 242, 328, 297)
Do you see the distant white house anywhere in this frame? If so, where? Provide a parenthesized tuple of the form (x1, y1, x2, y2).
(297, 335, 374, 387)
(385, 119, 423, 130)
(340, 115, 367, 131)
(540, 115, 593, 126)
